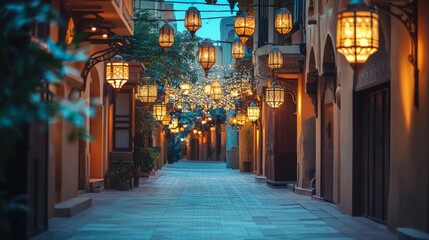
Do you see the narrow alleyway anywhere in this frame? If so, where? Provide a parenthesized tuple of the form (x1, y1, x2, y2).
(34, 161, 395, 240)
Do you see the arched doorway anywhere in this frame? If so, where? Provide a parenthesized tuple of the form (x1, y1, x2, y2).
(321, 35, 336, 202)
(89, 68, 104, 181)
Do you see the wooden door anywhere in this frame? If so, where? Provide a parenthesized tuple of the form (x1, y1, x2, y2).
(321, 104, 334, 202)
(190, 138, 199, 161)
(361, 86, 390, 222)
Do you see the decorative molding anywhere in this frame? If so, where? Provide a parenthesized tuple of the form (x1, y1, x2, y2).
(355, 50, 390, 91)
(276, 78, 298, 104)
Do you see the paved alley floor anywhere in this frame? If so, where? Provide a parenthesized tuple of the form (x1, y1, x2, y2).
(33, 161, 396, 240)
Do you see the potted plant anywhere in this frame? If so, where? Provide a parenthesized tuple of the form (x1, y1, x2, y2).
(133, 147, 145, 187)
(141, 148, 159, 178)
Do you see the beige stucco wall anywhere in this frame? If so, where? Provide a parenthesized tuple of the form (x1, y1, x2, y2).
(388, 0, 429, 231)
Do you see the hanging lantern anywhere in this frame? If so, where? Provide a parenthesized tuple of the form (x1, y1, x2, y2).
(193, 129, 198, 134)
(268, 46, 283, 70)
(275, 8, 293, 35)
(231, 39, 245, 60)
(159, 22, 174, 52)
(136, 84, 157, 103)
(265, 82, 284, 110)
(336, 0, 379, 65)
(152, 101, 167, 121)
(198, 39, 216, 77)
(185, 7, 202, 38)
(204, 102, 211, 110)
(176, 102, 183, 110)
(247, 102, 260, 121)
(169, 117, 179, 129)
(204, 83, 212, 96)
(180, 83, 191, 96)
(234, 12, 255, 43)
(229, 116, 237, 125)
(161, 115, 171, 126)
(236, 111, 247, 126)
(105, 55, 129, 89)
(210, 78, 222, 101)
(205, 0, 217, 3)
(230, 89, 239, 97)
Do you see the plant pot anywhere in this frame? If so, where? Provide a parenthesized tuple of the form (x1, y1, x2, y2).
(116, 181, 129, 191)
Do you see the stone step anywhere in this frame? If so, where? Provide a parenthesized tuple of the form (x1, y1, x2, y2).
(54, 197, 92, 218)
(89, 178, 104, 188)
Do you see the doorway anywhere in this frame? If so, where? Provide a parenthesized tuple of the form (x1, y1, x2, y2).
(321, 103, 334, 202)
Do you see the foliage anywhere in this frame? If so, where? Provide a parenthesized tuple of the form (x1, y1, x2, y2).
(0, 1, 92, 236)
(105, 161, 133, 183)
(120, 10, 199, 87)
(137, 148, 159, 173)
(134, 102, 159, 148)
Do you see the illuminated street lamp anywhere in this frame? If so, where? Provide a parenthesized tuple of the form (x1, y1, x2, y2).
(152, 100, 167, 121)
(204, 83, 212, 96)
(268, 46, 283, 70)
(234, 12, 255, 43)
(336, 0, 379, 66)
(231, 39, 245, 60)
(275, 8, 293, 35)
(136, 83, 157, 103)
(247, 102, 260, 121)
(198, 39, 216, 77)
(159, 22, 174, 52)
(162, 115, 171, 126)
(210, 78, 222, 101)
(180, 83, 191, 96)
(236, 111, 247, 126)
(265, 82, 284, 110)
(185, 7, 202, 38)
(105, 55, 129, 89)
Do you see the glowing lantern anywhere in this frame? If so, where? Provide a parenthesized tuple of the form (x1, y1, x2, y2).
(275, 8, 293, 35)
(193, 129, 198, 134)
(204, 83, 212, 96)
(336, 0, 379, 65)
(231, 39, 245, 60)
(159, 22, 174, 52)
(210, 78, 222, 101)
(136, 84, 157, 103)
(198, 39, 216, 77)
(247, 102, 260, 121)
(234, 12, 255, 43)
(170, 117, 179, 129)
(236, 111, 247, 125)
(162, 115, 171, 126)
(105, 55, 129, 89)
(268, 46, 283, 70)
(185, 7, 201, 38)
(152, 101, 167, 121)
(265, 82, 284, 110)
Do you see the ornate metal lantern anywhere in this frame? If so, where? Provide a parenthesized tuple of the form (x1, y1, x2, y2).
(161, 115, 171, 126)
(247, 102, 260, 121)
(210, 78, 222, 101)
(136, 84, 157, 103)
(198, 39, 216, 77)
(152, 101, 167, 121)
(180, 83, 191, 96)
(204, 83, 212, 96)
(265, 82, 284, 110)
(185, 7, 202, 38)
(336, 0, 379, 65)
(159, 22, 174, 52)
(105, 55, 129, 89)
(275, 8, 293, 35)
(231, 39, 245, 60)
(268, 46, 283, 70)
(236, 111, 247, 125)
(234, 12, 255, 43)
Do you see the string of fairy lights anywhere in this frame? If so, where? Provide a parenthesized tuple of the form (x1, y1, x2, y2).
(107, 3, 295, 134)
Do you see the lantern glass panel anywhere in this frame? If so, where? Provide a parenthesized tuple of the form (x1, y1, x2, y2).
(153, 103, 166, 121)
(162, 115, 171, 126)
(106, 58, 129, 89)
(247, 104, 260, 121)
(231, 39, 245, 59)
(268, 47, 283, 70)
(265, 85, 284, 109)
(275, 8, 293, 35)
(137, 84, 157, 103)
(236, 112, 247, 125)
(211, 79, 222, 100)
(336, 10, 379, 64)
(185, 7, 202, 37)
(198, 39, 216, 77)
(159, 23, 174, 50)
(204, 83, 212, 96)
(234, 14, 255, 43)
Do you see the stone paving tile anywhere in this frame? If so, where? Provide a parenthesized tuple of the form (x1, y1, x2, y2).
(33, 161, 396, 240)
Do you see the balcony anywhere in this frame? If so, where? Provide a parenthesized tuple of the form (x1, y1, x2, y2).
(69, 0, 134, 36)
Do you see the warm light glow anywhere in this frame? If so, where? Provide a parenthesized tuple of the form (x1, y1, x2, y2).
(102, 34, 108, 38)
(136, 84, 157, 103)
(236, 111, 247, 125)
(234, 12, 255, 43)
(176, 103, 183, 109)
(105, 55, 129, 89)
(185, 7, 201, 38)
(152, 102, 167, 121)
(198, 130, 202, 135)
(180, 83, 192, 96)
(208, 117, 212, 121)
(336, 4, 379, 64)
(210, 126, 215, 131)
(210, 78, 223, 100)
(247, 102, 260, 121)
(193, 129, 198, 134)
(268, 46, 283, 70)
(275, 8, 293, 35)
(204, 83, 212, 96)
(231, 39, 245, 60)
(198, 39, 216, 77)
(201, 120, 207, 124)
(229, 117, 237, 125)
(170, 117, 179, 129)
(91, 27, 97, 32)
(159, 22, 174, 52)
(180, 127, 185, 132)
(162, 115, 171, 126)
(265, 82, 284, 110)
